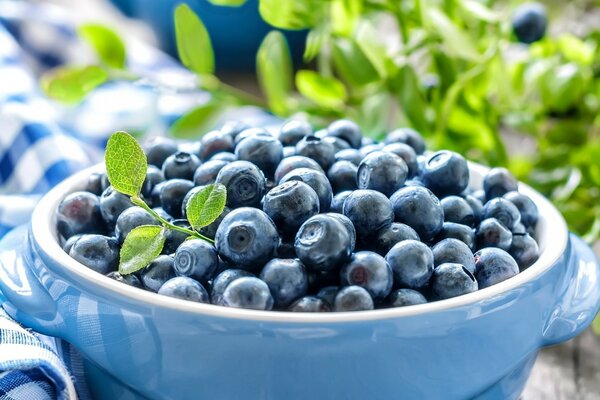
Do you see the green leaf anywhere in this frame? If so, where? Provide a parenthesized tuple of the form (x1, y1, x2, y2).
(332, 37, 379, 86)
(105, 131, 147, 197)
(257, 31, 293, 115)
(458, 0, 499, 22)
(78, 24, 127, 69)
(119, 225, 167, 275)
(296, 70, 347, 110)
(425, 8, 479, 61)
(539, 63, 585, 113)
(174, 3, 215, 75)
(207, 0, 247, 6)
(259, 0, 321, 30)
(303, 25, 327, 62)
(186, 184, 227, 229)
(170, 101, 224, 139)
(41, 66, 107, 104)
(389, 65, 430, 133)
(557, 34, 595, 66)
(354, 21, 390, 78)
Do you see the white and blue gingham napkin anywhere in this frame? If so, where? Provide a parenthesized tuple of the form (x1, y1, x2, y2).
(0, 2, 277, 398)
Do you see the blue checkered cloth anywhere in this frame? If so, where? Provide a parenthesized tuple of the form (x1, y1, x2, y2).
(0, 2, 276, 399)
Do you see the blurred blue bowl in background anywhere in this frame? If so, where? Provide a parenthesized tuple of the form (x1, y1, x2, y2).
(110, 0, 306, 71)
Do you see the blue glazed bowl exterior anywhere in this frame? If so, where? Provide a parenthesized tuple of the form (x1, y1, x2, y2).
(0, 164, 599, 400)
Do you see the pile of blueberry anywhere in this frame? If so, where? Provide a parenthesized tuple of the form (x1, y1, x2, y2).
(57, 119, 540, 312)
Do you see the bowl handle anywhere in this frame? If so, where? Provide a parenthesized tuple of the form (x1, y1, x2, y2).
(0, 225, 58, 333)
(542, 233, 600, 346)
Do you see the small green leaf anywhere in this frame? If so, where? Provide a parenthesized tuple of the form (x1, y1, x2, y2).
(259, 0, 322, 30)
(539, 63, 585, 113)
(174, 3, 215, 75)
(78, 24, 127, 69)
(41, 66, 107, 104)
(303, 25, 327, 62)
(119, 225, 167, 275)
(425, 8, 479, 61)
(332, 37, 379, 86)
(170, 101, 224, 139)
(186, 184, 227, 229)
(389, 65, 430, 134)
(257, 31, 293, 115)
(354, 21, 390, 78)
(105, 131, 147, 196)
(296, 70, 347, 110)
(207, 0, 247, 6)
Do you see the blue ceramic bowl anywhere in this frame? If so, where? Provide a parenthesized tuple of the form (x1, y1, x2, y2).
(0, 162, 599, 400)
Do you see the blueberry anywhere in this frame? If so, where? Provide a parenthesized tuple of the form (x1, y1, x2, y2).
(260, 258, 308, 308)
(463, 194, 484, 223)
(327, 161, 358, 193)
(220, 120, 250, 140)
(162, 152, 201, 181)
(476, 218, 513, 251)
(441, 196, 476, 227)
(211, 269, 254, 305)
(62, 234, 82, 253)
(159, 179, 194, 219)
(343, 190, 393, 240)
(503, 191, 538, 228)
(512, 2, 547, 44)
(431, 263, 478, 300)
(295, 135, 336, 170)
(263, 181, 320, 237)
(100, 186, 134, 228)
(323, 136, 351, 153)
(382, 143, 418, 177)
(162, 219, 190, 254)
(420, 151, 469, 197)
(216, 161, 267, 208)
(357, 151, 408, 196)
(234, 127, 273, 145)
(193, 160, 227, 186)
(140, 255, 176, 292)
(435, 222, 476, 250)
(114, 206, 160, 244)
(509, 234, 540, 271)
(375, 222, 420, 256)
(174, 239, 218, 282)
(340, 251, 393, 299)
(327, 119, 362, 149)
(235, 135, 283, 178)
(158, 277, 209, 303)
(69, 234, 119, 274)
(198, 130, 235, 161)
(326, 213, 357, 252)
(483, 167, 518, 199)
(215, 208, 280, 271)
(384, 128, 426, 154)
(280, 168, 333, 212)
(388, 288, 427, 307)
(385, 240, 434, 290)
(85, 172, 105, 195)
(289, 296, 331, 312)
(331, 191, 352, 213)
(210, 152, 237, 162)
(141, 165, 165, 201)
(294, 214, 352, 274)
(316, 286, 339, 308)
(221, 277, 274, 310)
(283, 146, 295, 157)
(483, 198, 521, 229)
(474, 247, 519, 289)
(391, 186, 444, 242)
(274, 156, 323, 183)
(335, 149, 363, 166)
(57, 191, 103, 238)
(432, 238, 476, 273)
(278, 120, 312, 146)
(334, 286, 374, 311)
(106, 271, 143, 288)
(143, 136, 178, 168)
(359, 144, 384, 158)
(198, 207, 231, 239)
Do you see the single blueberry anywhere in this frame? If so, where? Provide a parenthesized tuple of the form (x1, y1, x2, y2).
(158, 179, 194, 219)
(57, 191, 103, 239)
(211, 269, 254, 305)
(512, 2, 547, 44)
(162, 152, 202, 181)
(431, 263, 478, 300)
(503, 191, 538, 228)
(435, 222, 476, 250)
(162, 219, 190, 254)
(375, 222, 420, 256)
(483, 198, 521, 229)
(441, 196, 476, 227)
(260, 258, 308, 308)
(140, 255, 176, 292)
(331, 191, 352, 214)
(235, 135, 283, 178)
(388, 288, 427, 307)
(174, 239, 219, 282)
(221, 277, 274, 310)
(420, 150, 470, 197)
(476, 218, 513, 251)
(114, 206, 160, 244)
(327, 119, 363, 149)
(141, 165, 166, 201)
(262, 181, 320, 237)
(158, 277, 209, 303)
(357, 151, 408, 196)
(62, 234, 83, 253)
(100, 186, 134, 228)
(474, 247, 519, 289)
(69, 234, 119, 274)
(280, 168, 333, 212)
(384, 128, 426, 154)
(289, 296, 331, 312)
(143, 136, 178, 168)
(509, 234, 540, 271)
(215, 161, 267, 208)
(295, 135, 336, 170)
(382, 143, 419, 177)
(463, 194, 484, 224)
(386, 240, 434, 290)
(193, 160, 228, 186)
(484, 167, 518, 199)
(274, 155, 323, 183)
(215, 208, 280, 271)
(340, 251, 393, 299)
(334, 286, 374, 311)
(278, 120, 312, 146)
(391, 186, 444, 242)
(335, 149, 363, 166)
(328, 160, 358, 193)
(432, 238, 476, 273)
(106, 271, 143, 288)
(85, 172, 105, 195)
(316, 286, 339, 308)
(198, 130, 235, 161)
(343, 190, 394, 240)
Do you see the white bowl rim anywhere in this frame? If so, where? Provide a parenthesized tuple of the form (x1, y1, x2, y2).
(31, 162, 568, 323)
